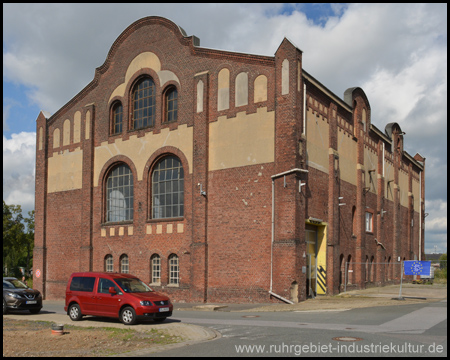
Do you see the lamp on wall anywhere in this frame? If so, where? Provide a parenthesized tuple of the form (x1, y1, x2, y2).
(198, 183, 206, 196)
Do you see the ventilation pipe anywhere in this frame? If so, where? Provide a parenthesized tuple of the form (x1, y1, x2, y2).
(270, 168, 308, 304)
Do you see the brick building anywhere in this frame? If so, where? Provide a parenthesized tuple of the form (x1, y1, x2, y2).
(34, 16, 425, 303)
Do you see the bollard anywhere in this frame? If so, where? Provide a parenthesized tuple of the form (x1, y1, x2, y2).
(51, 324, 64, 336)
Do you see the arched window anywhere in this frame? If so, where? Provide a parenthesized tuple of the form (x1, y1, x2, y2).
(132, 77, 155, 129)
(120, 254, 129, 274)
(168, 254, 179, 285)
(165, 87, 178, 122)
(111, 102, 123, 135)
(150, 254, 161, 284)
(347, 255, 353, 284)
(106, 164, 134, 222)
(151, 156, 184, 219)
(105, 254, 114, 272)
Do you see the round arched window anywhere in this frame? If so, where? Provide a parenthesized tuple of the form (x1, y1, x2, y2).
(106, 164, 134, 222)
(151, 156, 184, 219)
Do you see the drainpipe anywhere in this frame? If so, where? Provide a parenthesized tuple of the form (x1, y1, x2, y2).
(271, 168, 308, 304)
(419, 171, 422, 261)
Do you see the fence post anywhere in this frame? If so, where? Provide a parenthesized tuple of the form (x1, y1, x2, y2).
(395, 260, 405, 300)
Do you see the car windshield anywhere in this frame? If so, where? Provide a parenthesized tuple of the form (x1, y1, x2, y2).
(114, 278, 154, 293)
(3, 279, 28, 289)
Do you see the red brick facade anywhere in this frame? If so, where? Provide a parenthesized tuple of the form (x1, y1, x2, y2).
(34, 17, 425, 303)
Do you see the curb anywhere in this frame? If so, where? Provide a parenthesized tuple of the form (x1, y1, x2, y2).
(114, 325, 221, 356)
(4, 313, 220, 355)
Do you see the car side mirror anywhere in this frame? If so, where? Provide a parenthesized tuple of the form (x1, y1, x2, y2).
(108, 286, 117, 294)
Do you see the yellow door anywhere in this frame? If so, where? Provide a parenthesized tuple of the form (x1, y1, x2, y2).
(306, 223, 327, 295)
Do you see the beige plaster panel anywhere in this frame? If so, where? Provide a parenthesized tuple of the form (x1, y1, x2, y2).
(235, 72, 248, 107)
(399, 169, 409, 207)
(337, 130, 357, 185)
(47, 148, 83, 193)
(63, 119, 70, 146)
(281, 59, 289, 95)
(217, 68, 230, 111)
(85, 111, 91, 140)
(412, 177, 420, 212)
(53, 128, 60, 149)
(93, 124, 193, 187)
(364, 146, 378, 194)
(254, 75, 268, 103)
(196, 80, 204, 113)
(73, 111, 81, 144)
(108, 52, 180, 104)
(126, 52, 161, 83)
(306, 109, 329, 174)
(384, 159, 395, 200)
(209, 107, 274, 171)
(38, 127, 43, 151)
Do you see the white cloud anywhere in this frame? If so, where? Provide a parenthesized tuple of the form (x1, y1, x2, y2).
(3, 132, 36, 215)
(2, 3, 447, 253)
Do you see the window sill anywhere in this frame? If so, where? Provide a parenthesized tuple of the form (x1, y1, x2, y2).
(102, 221, 134, 226)
(167, 283, 180, 288)
(147, 217, 184, 223)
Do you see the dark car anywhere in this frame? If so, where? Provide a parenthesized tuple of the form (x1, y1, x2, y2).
(3, 277, 42, 314)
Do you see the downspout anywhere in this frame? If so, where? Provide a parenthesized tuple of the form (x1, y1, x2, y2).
(303, 83, 306, 136)
(270, 168, 308, 304)
(419, 171, 422, 261)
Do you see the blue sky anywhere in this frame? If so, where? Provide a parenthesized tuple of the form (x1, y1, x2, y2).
(3, 3, 447, 254)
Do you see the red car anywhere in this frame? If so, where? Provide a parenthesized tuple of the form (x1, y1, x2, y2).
(65, 272, 173, 325)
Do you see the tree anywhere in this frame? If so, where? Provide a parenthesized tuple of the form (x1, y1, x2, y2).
(3, 201, 35, 277)
(23, 209, 35, 275)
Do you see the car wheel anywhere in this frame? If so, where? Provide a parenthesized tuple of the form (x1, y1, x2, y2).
(29, 308, 40, 314)
(120, 306, 137, 325)
(68, 303, 83, 321)
(3, 299, 7, 315)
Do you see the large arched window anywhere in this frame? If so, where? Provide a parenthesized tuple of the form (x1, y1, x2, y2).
(111, 101, 123, 135)
(132, 77, 155, 130)
(106, 164, 134, 222)
(151, 156, 184, 219)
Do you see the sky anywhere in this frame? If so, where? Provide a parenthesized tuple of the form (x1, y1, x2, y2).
(3, 3, 447, 254)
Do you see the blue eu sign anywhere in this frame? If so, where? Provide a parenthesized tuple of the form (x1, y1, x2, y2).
(404, 261, 431, 276)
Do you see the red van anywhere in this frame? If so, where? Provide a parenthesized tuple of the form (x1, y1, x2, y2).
(64, 272, 173, 325)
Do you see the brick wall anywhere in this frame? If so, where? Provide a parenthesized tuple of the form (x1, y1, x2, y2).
(34, 16, 425, 303)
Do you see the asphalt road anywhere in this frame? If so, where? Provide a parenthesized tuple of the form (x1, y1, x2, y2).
(156, 301, 447, 357)
(19, 299, 448, 357)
